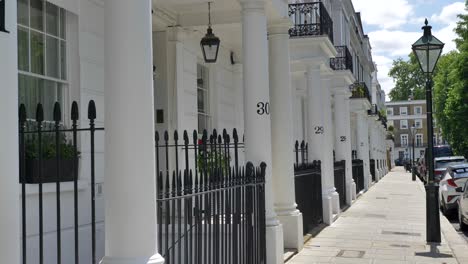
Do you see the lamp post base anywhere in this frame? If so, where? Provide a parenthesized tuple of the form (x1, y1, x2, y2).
(412, 166, 416, 181)
(425, 184, 441, 243)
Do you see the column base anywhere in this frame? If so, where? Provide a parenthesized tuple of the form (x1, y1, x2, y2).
(350, 181, 357, 200)
(322, 194, 333, 225)
(277, 210, 304, 250)
(266, 223, 284, 264)
(100, 254, 164, 264)
(330, 190, 340, 214)
(346, 181, 353, 205)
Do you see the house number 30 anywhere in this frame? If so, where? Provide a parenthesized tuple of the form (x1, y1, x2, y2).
(257, 102, 270, 115)
(0, 0, 9, 33)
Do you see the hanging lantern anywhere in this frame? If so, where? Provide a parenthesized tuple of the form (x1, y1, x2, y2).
(200, 2, 220, 63)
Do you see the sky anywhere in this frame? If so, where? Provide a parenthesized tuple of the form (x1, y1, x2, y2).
(352, 0, 467, 98)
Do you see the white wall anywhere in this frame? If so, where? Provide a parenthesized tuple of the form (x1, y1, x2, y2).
(22, 1, 106, 263)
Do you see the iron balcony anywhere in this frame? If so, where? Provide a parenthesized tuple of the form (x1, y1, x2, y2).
(288, 2, 334, 43)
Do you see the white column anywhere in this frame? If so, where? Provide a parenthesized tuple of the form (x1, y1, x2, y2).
(306, 65, 333, 224)
(269, 20, 303, 250)
(0, 1, 20, 263)
(356, 112, 371, 191)
(368, 119, 377, 182)
(240, 1, 283, 263)
(101, 1, 164, 263)
(321, 77, 340, 214)
(332, 89, 353, 205)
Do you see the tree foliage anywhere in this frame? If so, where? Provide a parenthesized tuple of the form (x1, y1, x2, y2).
(388, 0, 468, 157)
(388, 53, 427, 101)
(433, 0, 468, 158)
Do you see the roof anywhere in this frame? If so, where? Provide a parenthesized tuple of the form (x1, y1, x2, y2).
(448, 163, 468, 169)
(434, 156, 465, 161)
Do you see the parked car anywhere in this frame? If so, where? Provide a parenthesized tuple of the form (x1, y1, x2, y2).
(434, 145, 454, 158)
(439, 163, 468, 215)
(456, 169, 468, 230)
(435, 156, 466, 182)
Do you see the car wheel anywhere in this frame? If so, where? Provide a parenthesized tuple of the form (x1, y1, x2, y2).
(459, 208, 468, 231)
(441, 198, 450, 216)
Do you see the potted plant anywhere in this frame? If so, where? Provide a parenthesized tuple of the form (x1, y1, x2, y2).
(196, 139, 231, 175)
(22, 123, 78, 184)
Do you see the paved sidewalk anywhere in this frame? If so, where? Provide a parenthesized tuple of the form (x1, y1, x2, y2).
(287, 167, 468, 264)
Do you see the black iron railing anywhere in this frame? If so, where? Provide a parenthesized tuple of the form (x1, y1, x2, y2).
(294, 140, 323, 234)
(288, 2, 334, 43)
(333, 160, 346, 209)
(19, 101, 103, 264)
(155, 129, 266, 264)
(350, 82, 371, 102)
(352, 159, 365, 194)
(330, 46, 353, 72)
(370, 159, 376, 182)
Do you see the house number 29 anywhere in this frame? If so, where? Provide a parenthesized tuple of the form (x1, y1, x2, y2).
(314, 126, 324, 134)
(257, 102, 270, 115)
(0, 0, 9, 33)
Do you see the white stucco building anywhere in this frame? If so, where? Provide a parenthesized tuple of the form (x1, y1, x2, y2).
(0, 0, 389, 263)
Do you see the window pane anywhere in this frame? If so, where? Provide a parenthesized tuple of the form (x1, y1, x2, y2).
(18, 0, 29, 26)
(30, 0, 44, 31)
(46, 2, 59, 36)
(30, 31, 44, 74)
(19, 74, 42, 119)
(60, 40, 66, 79)
(18, 27, 30, 71)
(60, 9, 66, 39)
(198, 89, 205, 113)
(46, 36, 59, 78)
(42, 80, 58, 120)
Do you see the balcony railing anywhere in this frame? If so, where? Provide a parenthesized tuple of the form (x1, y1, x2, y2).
(350, 82, 371, 102)
(330, 46, 353, 72)
(288, 2, 334, 43)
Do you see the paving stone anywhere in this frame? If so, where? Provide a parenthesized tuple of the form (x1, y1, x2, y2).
(285, 168, 467, 264)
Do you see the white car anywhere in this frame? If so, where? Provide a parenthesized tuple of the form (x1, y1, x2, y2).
(439, 163, 468, 215)
(434, 156, 466, 182)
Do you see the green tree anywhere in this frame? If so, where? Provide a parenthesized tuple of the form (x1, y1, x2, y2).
(388, 53, 427, 101)
(433, 0, 468, 157)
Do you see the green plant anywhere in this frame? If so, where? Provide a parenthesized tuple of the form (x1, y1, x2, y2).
(23, 122, 77, 160)
(196, 147, 231, 173)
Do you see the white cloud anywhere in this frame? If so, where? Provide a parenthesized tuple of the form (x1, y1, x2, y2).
(368, 30, 421, 56)
(352, 0, 414, 29)
(373, 55, 395, 96)
(368, 1, 466, 95)
(431, 2, 466, 25)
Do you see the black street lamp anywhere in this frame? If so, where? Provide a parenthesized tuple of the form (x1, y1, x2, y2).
(410, 124, 417, 181)
(412, 18, 444, 243)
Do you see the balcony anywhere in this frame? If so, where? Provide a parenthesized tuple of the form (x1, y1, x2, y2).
(288, 2, 334, 43)
(350, 82, 371, 102)
(330, 46, 353, 72)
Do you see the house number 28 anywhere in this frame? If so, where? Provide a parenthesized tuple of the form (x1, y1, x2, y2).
(0, 0, 9, 33)
(257, 102, 270, 115)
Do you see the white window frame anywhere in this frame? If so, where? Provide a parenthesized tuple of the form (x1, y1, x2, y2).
(400, 106, 408, 115)
(387, 107, 393, 116)
(197, 64, 210, 133)
(414, 119, 423, 129)
(401, 134, 408, 147)
(414, 106, 422, 115)
(400, 120, 408, 129)
(415, 134, 423, 147)
(17, 0, 68, 120)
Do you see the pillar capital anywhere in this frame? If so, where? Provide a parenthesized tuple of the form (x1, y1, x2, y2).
(239, 0, 266, 11)
(268, 18, 292, 35)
